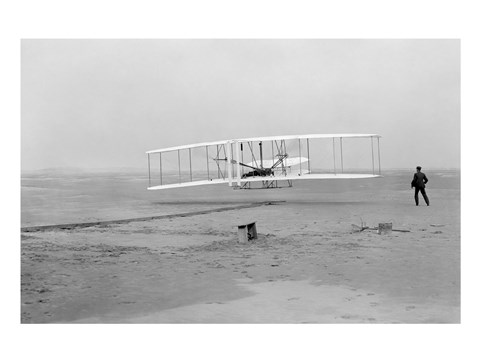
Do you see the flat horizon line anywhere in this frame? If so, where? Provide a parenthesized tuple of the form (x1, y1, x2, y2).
(21, 166, 461, 173)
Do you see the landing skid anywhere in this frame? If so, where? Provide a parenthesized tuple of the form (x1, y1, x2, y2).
(233, 179, 293, 190)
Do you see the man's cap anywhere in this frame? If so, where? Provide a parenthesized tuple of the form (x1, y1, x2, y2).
(416, 166, 422, 170)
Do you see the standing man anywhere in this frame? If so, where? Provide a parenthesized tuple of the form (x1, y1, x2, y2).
(411, 166, 430, 206)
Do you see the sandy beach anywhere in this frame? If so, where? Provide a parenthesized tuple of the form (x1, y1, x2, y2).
(20, 169, 460, 323)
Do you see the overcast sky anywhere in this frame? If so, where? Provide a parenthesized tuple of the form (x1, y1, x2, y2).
(21, 39, 460, 171)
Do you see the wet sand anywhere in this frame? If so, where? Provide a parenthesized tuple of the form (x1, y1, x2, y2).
(21, 180, 460, 323)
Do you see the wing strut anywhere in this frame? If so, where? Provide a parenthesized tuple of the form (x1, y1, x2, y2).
(307, 138, 311, 173)
(206, 146, 210, 180)
(227, 141, 232, 186)
(332, 138, 336, 175)
(189, 148, 193, 182)
(298, 139, 302, 174)
(340, 137, 344, 173)
(377, 137, 382, 175)
(271, 141, 275, 170)
(160, 153, 163, 185)
(148, 153, 151, 187)
(371, 136, 375, 175)
(177, 150, 181, 183)
(235, 141, 241, 186)
(259, 141, 263, 168)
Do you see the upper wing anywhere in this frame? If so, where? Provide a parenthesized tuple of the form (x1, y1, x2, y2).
(235, 133, 381, 143)
(146, 139, 229, 154)
(147, 134, 381, 154)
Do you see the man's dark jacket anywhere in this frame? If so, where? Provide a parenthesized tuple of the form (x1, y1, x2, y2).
(411, 171, 428, 188)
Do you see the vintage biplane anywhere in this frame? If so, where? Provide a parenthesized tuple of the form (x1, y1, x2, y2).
(146, 134, 382, 190)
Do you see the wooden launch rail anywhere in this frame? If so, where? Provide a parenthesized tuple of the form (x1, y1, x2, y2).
(21, 201, 285, 233)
